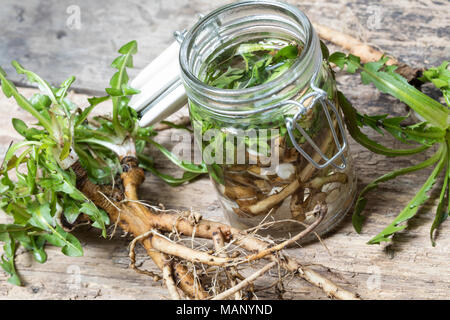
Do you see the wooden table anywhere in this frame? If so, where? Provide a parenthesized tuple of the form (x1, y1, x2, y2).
(0, 0, 449, 300)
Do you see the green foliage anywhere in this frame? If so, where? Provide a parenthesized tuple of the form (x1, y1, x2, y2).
(338, 91, 431, 157)
(330, 53, 449, 129)
(0, 40, 204, 285)
(138, 154, 202, 186)
(419, 61, 450, 106)
(144, 138, 207, 174)
(107, 40, 139, 137)
(352, 146, 443, 234)
(368, 148, 446, 244)
(204, 42, 300, 89)
(332, 52, 450, 245)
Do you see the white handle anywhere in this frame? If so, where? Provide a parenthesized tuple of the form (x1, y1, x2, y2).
(130, 41, 180, 96)
(139, 83, 187, 127)
(129, 39, 188, 127)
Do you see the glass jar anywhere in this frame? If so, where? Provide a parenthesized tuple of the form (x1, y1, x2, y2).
(179, 0, 356, 240)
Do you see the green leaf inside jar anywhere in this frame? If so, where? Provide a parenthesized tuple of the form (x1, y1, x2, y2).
(203, 39, 301, 89)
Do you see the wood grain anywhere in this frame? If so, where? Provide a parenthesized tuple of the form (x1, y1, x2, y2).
(0, 0, 449, 300)
(1, 0, 448, 94)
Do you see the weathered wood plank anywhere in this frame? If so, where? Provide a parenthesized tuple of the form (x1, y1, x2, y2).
(0, 0, 449, 300)
(0, 0, 448, 93)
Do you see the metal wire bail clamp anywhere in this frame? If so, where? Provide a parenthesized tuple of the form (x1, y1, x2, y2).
(285, 71, 348, 170)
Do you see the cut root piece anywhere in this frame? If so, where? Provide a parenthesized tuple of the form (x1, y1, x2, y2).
(306, 172, 348, 190)
(224, 185, 258, 199)
(305, 192, 327, 213)
(149, 231, 232, 266)
(162, 259, 181, 300)
(290, 188, 306, 221)
(212, 231, 242, 300)
(212, 261, 277, 300)
(242, 179, 300, 215)
(129, 230, 162, 281)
